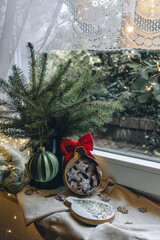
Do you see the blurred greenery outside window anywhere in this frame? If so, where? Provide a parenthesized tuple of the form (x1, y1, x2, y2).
(46, 50, 160, 162)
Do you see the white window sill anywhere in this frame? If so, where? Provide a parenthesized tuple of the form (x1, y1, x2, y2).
(93, 149, 160, 200)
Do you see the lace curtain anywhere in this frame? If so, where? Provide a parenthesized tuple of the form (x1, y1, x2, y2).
(0, 0, 63, 80)
(43, 0, 160, 51)
(0, 0, 160, 79)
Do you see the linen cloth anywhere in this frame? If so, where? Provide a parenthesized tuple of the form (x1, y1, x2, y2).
(17, 178, 160, 240)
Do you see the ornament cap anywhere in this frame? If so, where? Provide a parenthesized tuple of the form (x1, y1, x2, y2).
(38, 146, 45, 152)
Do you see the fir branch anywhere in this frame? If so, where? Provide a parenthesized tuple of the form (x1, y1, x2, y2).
(76, 71, 92, 99)
(0, 78, 10, 93)
(40, 59, 72, 98)
(95, 113, 107, 124)
(0, 100, 8, 106)
(36, 53, 48, 97)
(27, 42, 36, 92)
(51, 98, 87, 117)
(11, 91, 39, 111)
(88, 101, 123, 111)
(24, 109, 42, 117)
(0, 78, 32, 113)
(0, 44, 123, 147)
(10, 65, 28, 95)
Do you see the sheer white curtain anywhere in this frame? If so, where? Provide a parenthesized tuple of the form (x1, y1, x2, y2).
(1, 0, 160, 80)
(44, 0, 160, 51)
(0, 0, 63, 80)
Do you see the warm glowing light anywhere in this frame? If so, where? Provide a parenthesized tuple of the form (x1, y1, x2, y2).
(126, 26, 134, 33)
(2, 106, 6, 111)
(128, 55, 131, 61)
(7, 229, 12, 233)
(146, 85, 152, 91)
(19, 138, 28, 144)
(124, 86, 127, 90)
(156, 62, 160, 72)
(13, 215, 17, 220)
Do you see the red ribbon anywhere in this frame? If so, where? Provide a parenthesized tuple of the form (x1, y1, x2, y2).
(60, 133, 95, 165)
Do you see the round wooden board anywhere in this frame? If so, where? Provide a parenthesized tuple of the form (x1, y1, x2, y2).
(65, 196, 115, 225)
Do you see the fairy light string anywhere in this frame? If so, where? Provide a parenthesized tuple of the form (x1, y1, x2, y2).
(126, 50, 160, 92)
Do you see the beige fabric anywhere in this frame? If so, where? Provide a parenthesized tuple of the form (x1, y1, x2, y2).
(17, 185, 69, 226)
(35, 213, 160, 240)
(35, 212, 94, 240)
(17, 178, 160, 240)
(89, 224, 160, 240)
(17, 177, 113, 226)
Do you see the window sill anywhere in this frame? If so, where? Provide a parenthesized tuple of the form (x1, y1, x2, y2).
(93, 149, 160, 200)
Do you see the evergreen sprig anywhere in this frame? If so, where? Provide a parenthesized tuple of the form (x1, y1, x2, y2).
(0, 43, 123, 149)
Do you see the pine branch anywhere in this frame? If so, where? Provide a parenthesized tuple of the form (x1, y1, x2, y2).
(40, 59, 72, 98)
(36, 53, 48, 97)
(45, 97, 88, 119)
(0, 78, 10, 93)
(0, 44, 123, 147)
(88, 101, 123, 111)
(27, 42, 36, 92)
(0, 100, 8, 106)
(10, 65, 28, 95)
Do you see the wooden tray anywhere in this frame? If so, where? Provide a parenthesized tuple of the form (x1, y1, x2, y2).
(65, 196, 115, 225)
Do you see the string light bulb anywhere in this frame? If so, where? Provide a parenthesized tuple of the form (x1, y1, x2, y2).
(2, 106, 6, 111)
(146, 85, 152, 91)
(156, 62, 160, 72)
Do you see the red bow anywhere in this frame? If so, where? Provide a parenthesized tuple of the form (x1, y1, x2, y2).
(60, 133, 95, 165)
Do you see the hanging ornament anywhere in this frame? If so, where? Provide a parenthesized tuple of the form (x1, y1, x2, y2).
(63, 146, 102, 195)
(28, 149, 59, 183)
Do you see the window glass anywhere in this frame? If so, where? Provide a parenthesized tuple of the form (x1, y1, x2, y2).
(47, 50, 160, 162)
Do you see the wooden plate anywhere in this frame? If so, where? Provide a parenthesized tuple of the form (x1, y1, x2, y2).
(63, 146, 102, 196)
(65, 196, 115, 225)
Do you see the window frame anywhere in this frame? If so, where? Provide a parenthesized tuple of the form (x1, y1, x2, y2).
(93, 149, 160, 201)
